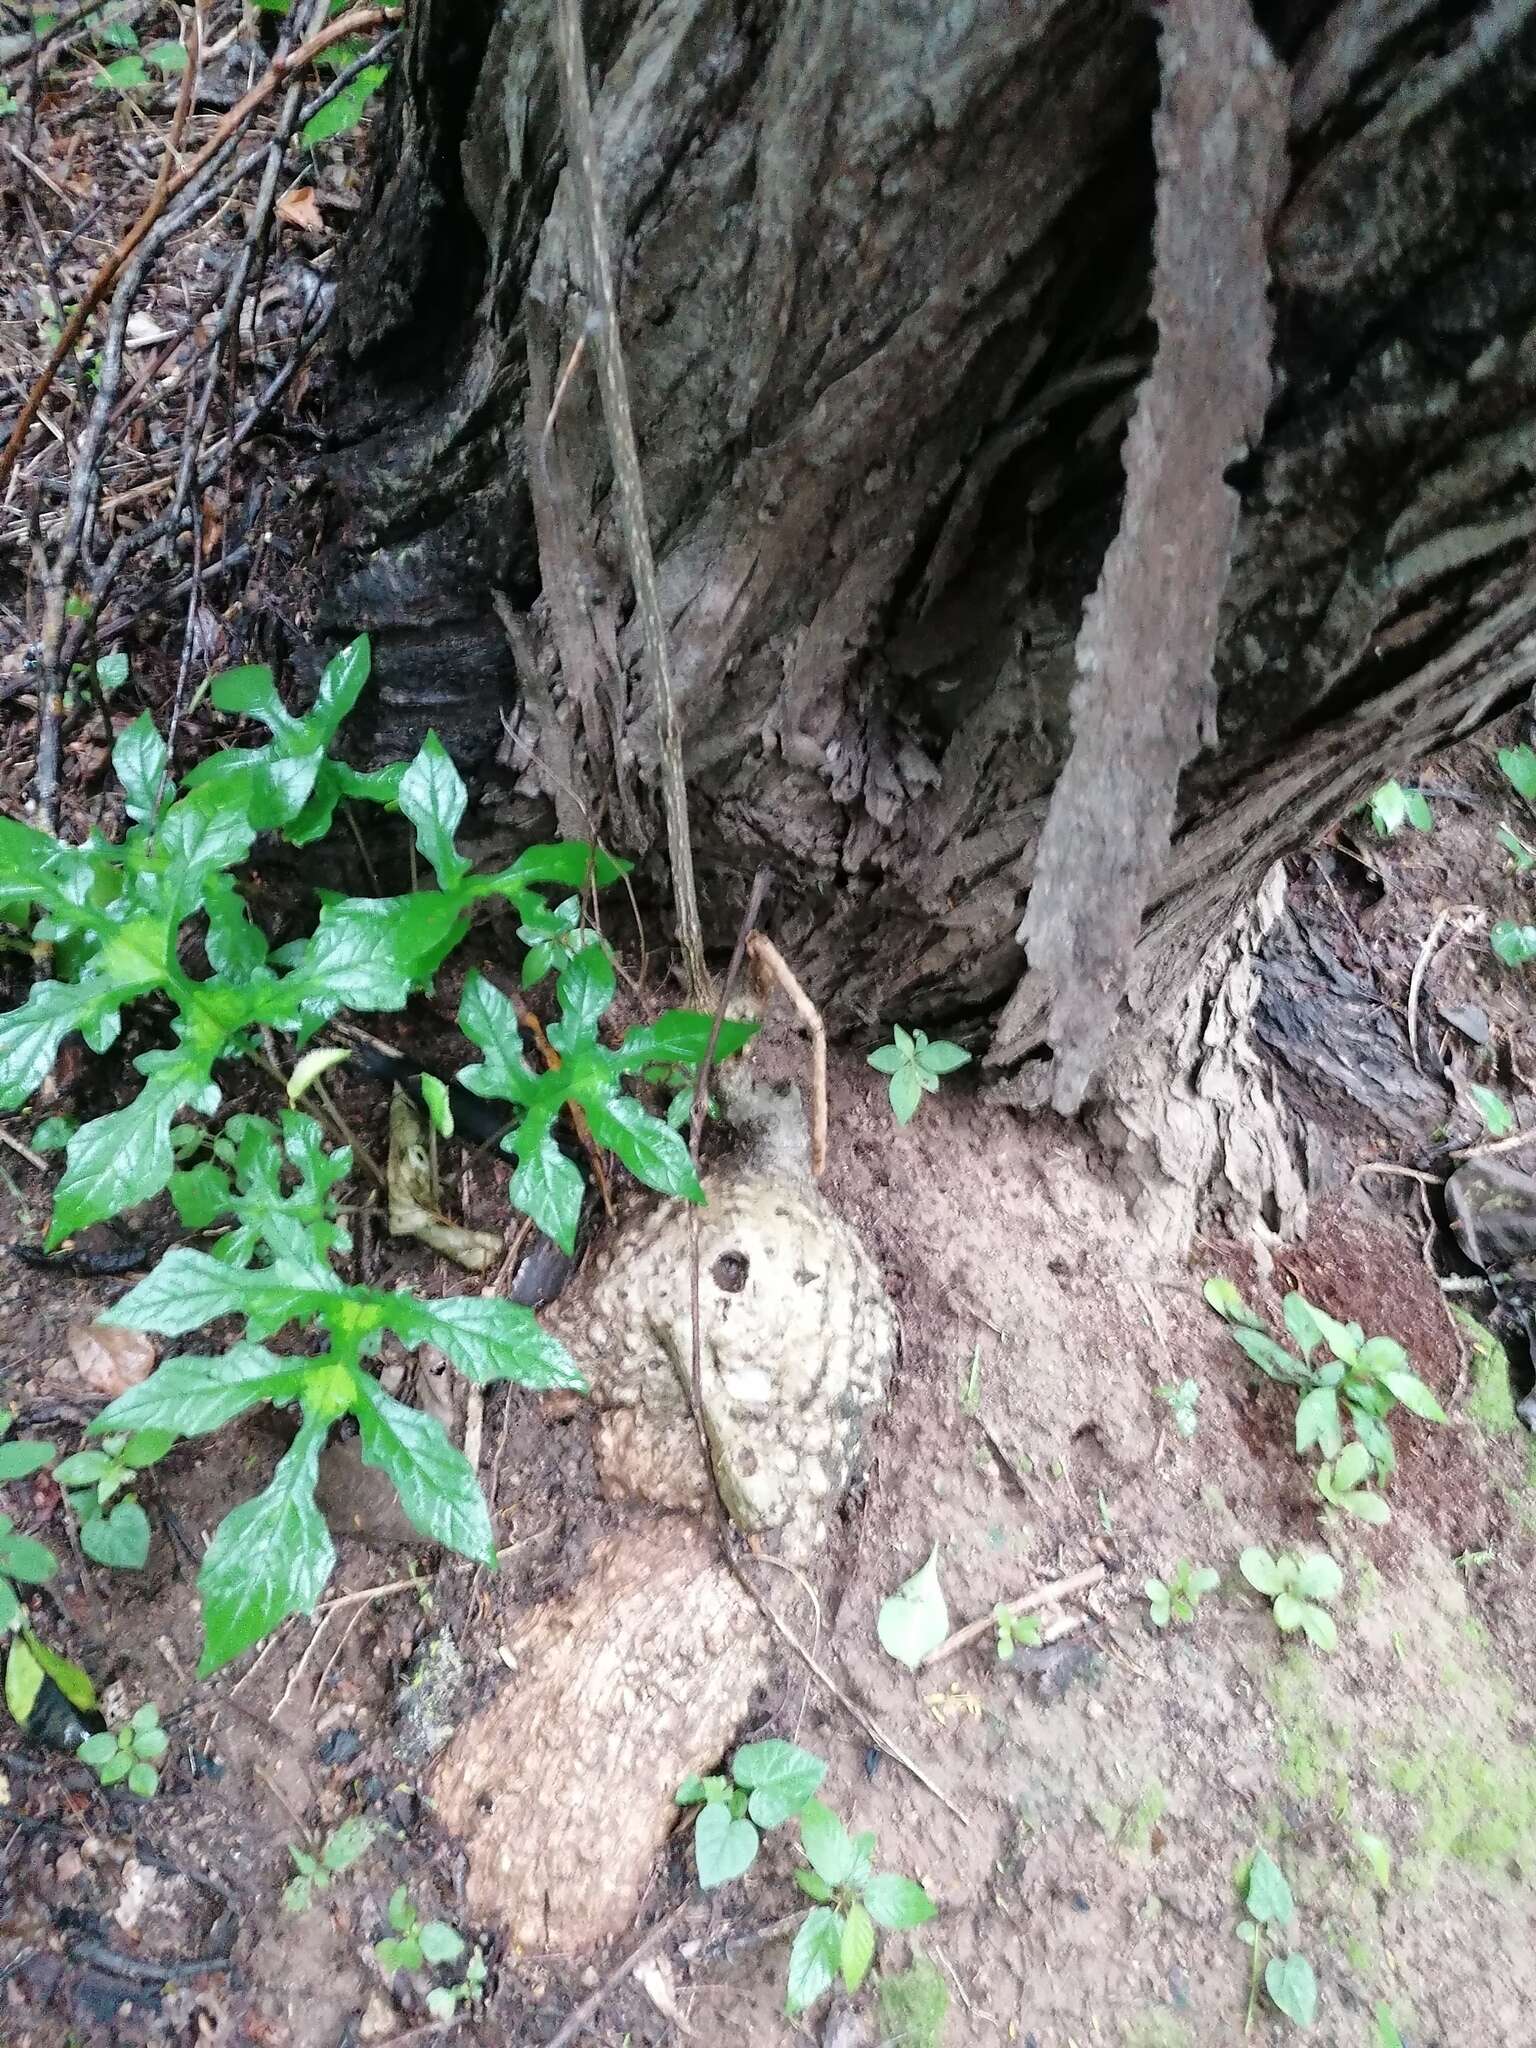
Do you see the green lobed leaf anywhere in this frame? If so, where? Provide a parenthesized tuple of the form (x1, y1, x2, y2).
(799, 1799, 855, 1887)
(0, 980, 119, 1114)
(1356, 1832, 1391, 1890)
(196, 1415, 335, 1675)
(456, 971, 539, 1108)
(397, 733, 470, 889)
(419, 1073, 453, 1138)
(417, 1921, 464, 1965)
(694, 1799, 758, 1889)
(1369, 781, 1408, 835)
(100, 1246, 268, 1336)
(1468, 1083, 1514, 1136)
(112, 714, 169, 823)
(785, 1906, 842, 2017)
(1202, 1275, 1265, 1329)
(582, 1090, 703, 1205)
(352, 1375, 495, 1565)
(840, 1897, 876, 1992)
(862, 1871, 936, 1930)
(95, 1345, 308, 1441)
(1264, 1952, 1318, 2027)
(1272, 1592, 1306, 1633)
(0, 1439, 55, 1482)
(80, 1499, 150, 1569)
(470, 841, 630, 903)
(51, 1450, 110, 1487)
(1298, 1603, 1338, 1653)
(382, 1292, 586, 1391)
(1230, 1327, 1311, 1386)
(551, 944, 616, 1050)
(888, 1063, 923, 1124)
(49, 1058, 212, 1247)
(321, 1815, 374, 1871)
(126, 1759, 158, 1798)
(78, 1730, 118, 1769)
(1244, 1846, 1293, 1927)
(0, 1530, 57, 1584)
(509, 1123, 584, 1256)
(732, 1739, 827, 1829)
(95, 52, 150, 88)
(170, 1160, 235, 1228)
(1239, 1547, 1283, 1597)
(1491, 919, 1536, 967)
(300, 63, 389, 146)
(1292, 1553, 1343, 1605)
(1380, 1369, 1446, 1422)
(916, 1038, 970, 1075)
(1295, 1386, 1342, 1460)
(619, 1011, 758, 1069)
(4, 1636, 44, 1726)
(1498, 743, 1536, 808)
(796, 1868, 835, 1902)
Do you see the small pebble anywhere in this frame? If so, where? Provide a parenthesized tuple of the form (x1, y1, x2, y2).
(316, 1727, 363, 1767)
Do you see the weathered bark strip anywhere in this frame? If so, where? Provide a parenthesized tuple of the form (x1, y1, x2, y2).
(1004, 0, 1288, 1113)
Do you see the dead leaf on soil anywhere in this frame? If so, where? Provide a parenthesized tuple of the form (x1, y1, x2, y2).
(277, 185, 326, 235)
(67, 1323, 155, 1398)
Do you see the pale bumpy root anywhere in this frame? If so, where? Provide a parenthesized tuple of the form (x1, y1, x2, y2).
(432, 1516, 769, 1950)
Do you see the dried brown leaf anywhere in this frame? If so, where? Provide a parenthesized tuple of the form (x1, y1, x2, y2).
(67, 1323, 155, 1399)
(277, 185, 326, 236)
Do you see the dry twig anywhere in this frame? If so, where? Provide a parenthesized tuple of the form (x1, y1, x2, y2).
(920, 1561, 1108, 1670)
(745, 930, 827, 1176)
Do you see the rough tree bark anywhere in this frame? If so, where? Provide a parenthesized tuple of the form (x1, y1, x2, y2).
(315, 0, 1536, 1105)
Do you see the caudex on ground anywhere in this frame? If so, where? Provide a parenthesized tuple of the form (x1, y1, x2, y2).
(0, 634, 757, 1676)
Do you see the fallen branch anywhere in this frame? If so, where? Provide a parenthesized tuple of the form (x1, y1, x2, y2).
(919, 1561, 1108, 1670)
(745, 931, 828, 1177)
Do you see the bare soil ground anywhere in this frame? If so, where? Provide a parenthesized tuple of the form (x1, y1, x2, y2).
(0, 719, 1533, 2048)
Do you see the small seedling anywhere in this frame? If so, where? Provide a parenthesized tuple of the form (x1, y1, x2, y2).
(1491, 918, 1536, 967)
(1367, 781, 1432, 836)
(1156, 1378, 1201, 1439)
(376, 1888, 484, 2018)
(677, 1739, 828, 1888)
(1240, 1546, 1342, 1652)
(1313, 1442, 1389, 1525)
(78, 1702, 166, 1798)
(1205, 1279, 1445, 1480)
(1144, 1559, 1219, 1627)
(788, 1803, 935, 2014)
(1237, 1845, 1317, 2030)
(282, 1815, 375, 1912)
(52, 1429, 172, 1569)
(867, 1026, 970, 1124)
(993, 1605, 1042, 1660)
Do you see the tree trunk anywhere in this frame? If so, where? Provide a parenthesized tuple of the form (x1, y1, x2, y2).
(317, 0, 1536, 1100)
